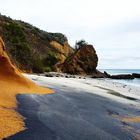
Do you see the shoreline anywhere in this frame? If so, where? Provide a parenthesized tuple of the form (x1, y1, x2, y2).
(39, 72, 140, 88)
(26, 73, 140, 104)
(6, 74, 140, 140)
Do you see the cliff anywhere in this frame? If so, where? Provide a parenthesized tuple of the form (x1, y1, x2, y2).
(0, 14, 73, 73)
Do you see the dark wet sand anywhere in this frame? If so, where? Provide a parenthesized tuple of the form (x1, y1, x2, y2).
(5, 82, 140, 140)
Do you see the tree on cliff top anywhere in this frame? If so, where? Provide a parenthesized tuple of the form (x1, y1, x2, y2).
(75, 40, 88, 50)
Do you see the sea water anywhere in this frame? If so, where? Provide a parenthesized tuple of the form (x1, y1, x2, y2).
(100, 69, 140, 87)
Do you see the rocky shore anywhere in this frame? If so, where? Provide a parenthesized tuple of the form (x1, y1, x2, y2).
(104, 71, 140, 79)
(42, 71, 140, 80)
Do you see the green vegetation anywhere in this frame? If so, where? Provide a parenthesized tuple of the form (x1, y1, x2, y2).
(3, 23, 33, 70)
(48, 33, 67, 46)
(43, 52, 60, 67)
(75, 40, 88, 50)
(4, 22, 26, 42)
(43, 67, 52, 72)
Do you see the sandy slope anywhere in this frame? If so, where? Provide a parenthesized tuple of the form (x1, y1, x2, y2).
(0, 37, 53, 139)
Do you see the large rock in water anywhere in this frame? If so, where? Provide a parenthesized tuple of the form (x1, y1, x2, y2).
(60, 45, 98, 75)
(104, 72, 135, 79)
(110, 74, 134, 79)
(132, 73, 140, 78)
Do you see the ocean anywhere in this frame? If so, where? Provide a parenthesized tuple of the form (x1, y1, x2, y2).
(100, 69, 140, 87)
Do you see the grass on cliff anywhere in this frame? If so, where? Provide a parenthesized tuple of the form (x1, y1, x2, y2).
(3, 22, 59, 73)
(4, 22, 35, 70)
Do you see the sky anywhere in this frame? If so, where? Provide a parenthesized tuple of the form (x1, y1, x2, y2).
(0, 0, 140, 69)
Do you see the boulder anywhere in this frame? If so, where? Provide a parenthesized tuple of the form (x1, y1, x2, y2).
(45, 73, 54, 77)
(110, 74, 134, 79)
(132, 73, 140, 78)
(91, 70, 107, 78)
(104, 71, 111, 78)
(60, 44, 98, 75)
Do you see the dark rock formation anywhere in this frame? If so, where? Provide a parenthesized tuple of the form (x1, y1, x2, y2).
(110, 74, 134, 79)
(91, 70, 107, 78)
(60, 44, 98, 75)
(132, 73, 140, 78)
(104, 71, 111, 78)
(104, 71, 135, 79)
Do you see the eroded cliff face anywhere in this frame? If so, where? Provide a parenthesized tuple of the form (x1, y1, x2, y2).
(0, 37, 5, 55)
(50, 41, 73, 64)
(60, 45, 98, 75)
(0, 37, 20, 79)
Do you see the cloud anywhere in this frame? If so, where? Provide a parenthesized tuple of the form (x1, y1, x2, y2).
(120, 18, 140, 33)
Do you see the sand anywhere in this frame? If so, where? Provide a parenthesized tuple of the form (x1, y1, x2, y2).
(122, 116, 140, 123)
(0, 37, 53, 139)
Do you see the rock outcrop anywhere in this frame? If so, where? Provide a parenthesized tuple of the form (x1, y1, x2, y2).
(60, 44, 98, 75)
(132, 73, 140, 78)
(50, 41, 73, 64)
(110, 74, 134, 79)
(104, 71, 135, 79)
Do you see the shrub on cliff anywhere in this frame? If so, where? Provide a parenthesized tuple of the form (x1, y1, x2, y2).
(43, 52, 60, 67)
(75, 40, 88, 50)
(3, 23, 32, 69)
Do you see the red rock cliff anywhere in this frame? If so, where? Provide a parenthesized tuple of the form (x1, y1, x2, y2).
(60, 44, 98, 75)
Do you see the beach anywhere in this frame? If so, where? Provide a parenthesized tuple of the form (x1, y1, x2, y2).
(6, 74, 140, 140)
(1, 5, 140, 140)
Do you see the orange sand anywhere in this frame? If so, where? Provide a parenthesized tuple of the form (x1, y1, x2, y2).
(121, 116, 140, 140)
(0, 37, 53, 139)
(122, 116, 140, 123)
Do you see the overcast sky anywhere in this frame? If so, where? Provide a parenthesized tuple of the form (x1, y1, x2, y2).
(0, 0, 140, 69)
